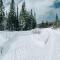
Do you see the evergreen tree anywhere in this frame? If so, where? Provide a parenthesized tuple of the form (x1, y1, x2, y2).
(54, 14, 59, 27)
(25, 9, 36, 30)
(16, 5, 19, 31)
(53, 14, 60, 28)
(27, 9, 36, 29)
(25, 10, 33, 30)
(7, 0, 19, 31)
(45, 21, 48, 27)
(41, 21, 44, 28)
(0, 0, 5, 30)
(19, 2, 36, 30)
(31, 10, 36, 29)
(56, 14, 58, 26)
(19, 2, 29, 30)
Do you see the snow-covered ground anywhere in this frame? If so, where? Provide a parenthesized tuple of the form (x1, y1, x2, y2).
(0, 28, 60, 60)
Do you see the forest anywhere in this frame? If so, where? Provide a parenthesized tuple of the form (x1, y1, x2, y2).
(0, 0, 60, 31)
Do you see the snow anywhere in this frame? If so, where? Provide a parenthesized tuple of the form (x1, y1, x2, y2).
(0, 28, 60, 60)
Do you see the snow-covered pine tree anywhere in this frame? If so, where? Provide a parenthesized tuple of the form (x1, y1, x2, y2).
(23, 9, 36, 30)
(25, 10, 32, 30)
(19, 1, 36, 30)
(25, 9, 35, 30)
(7, 0, 19, 31)
(16, 4, 19, 31)
(30, 9, 36, 29)
(19, 1, 29, 30)
(0, 0, 5, 30)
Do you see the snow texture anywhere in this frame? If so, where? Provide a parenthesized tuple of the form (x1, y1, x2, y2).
(0, 28, 60, 60)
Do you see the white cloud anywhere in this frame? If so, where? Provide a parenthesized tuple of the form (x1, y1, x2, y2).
(25, 0, 54, 12)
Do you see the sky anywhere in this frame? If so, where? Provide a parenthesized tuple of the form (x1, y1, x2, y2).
(3, 0, 60, 24)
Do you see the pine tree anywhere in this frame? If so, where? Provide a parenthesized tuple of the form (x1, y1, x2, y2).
(30, 9, 36, 29)
(19, 2, 36, 30)
(32, 10, 36, 29)
(25, 9, 36, 30)
(16, 5, 19, 31)
(41, 21, 44, 28)
(29, 9, 33, 29)
(25, 10, 32, 30)
(0, 0, 5, 30)
(7, 0, 19, 31)
(53, 14, 60, 28)
(54, 14, 59, 27)
(19, 2, 29, 30)
(17, 5, 18, 22)
(56, 14, 58, 25)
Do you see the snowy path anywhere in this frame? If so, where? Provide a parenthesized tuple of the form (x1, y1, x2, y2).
(0, 28, 60, 60)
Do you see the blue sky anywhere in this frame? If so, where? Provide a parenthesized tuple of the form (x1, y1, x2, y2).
(3, 0, 60, 23)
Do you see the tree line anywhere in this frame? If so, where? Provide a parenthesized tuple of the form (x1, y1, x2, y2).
(38, 14, 60, 28)
(0, 0, 36, 31)
(0, 0, 59, 31)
